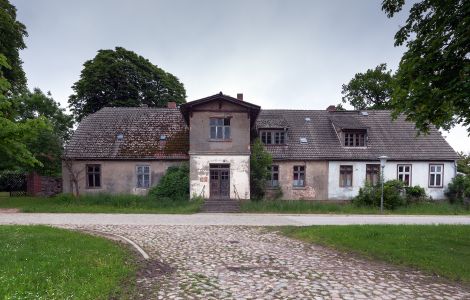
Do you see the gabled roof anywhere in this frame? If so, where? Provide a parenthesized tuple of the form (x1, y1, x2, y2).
(64, 107, 188, 160)
(260, 110, 458, 161)
(179, 92, 261, 126)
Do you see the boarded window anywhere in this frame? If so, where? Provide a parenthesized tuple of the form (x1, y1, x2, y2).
(429, 164, 443, 187)
(397, 164, 412, 186)
(86, 164, 101, 188)
(293, 165, 305, 187)
(366, 164, 380, 186)
(339, 165, 353, 187)
(136, 165, 151, 188)
(210, 118, 230, 140)
(260, 130, 286, 145)
(267, 165, 279, 187)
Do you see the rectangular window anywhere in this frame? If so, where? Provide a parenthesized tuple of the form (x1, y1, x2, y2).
(267, 165, 279, 187)
(366, 164, 380, 186)
(344, 131, 366, 147)
(397, 164, 412, 186)
(136, 165, 151, 188)
(339, 165, 353, 187)
(86, 164, 101, 188)
(293, 165, 305, 187)
(260, 130, 286, 145)
(429, 164, 443, 187)
(210, 118, 230, 140)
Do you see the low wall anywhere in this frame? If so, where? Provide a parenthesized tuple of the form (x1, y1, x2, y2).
(27, 172, 62, 197)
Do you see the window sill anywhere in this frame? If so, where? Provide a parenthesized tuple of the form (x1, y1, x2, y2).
(428, 186, 443, 189)
(343, 146, 368, 149)
(292, 186, 306, 190)
(208, 139, 232, 142)
(86, 187, 102, 189)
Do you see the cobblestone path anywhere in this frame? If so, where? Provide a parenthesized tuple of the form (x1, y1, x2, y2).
(67, 225, 470, 300)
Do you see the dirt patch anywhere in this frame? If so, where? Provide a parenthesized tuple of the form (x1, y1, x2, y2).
(0, 208, 20, 213)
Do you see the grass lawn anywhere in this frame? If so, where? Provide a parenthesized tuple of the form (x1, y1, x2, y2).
(0, 225, 136, 299)
(241, 200, 470, 215)
(280, 225, 470, 283)
(0, 194, 202, 213)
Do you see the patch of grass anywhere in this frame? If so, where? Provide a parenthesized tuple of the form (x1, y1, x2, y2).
(280, 225, 470, 282)
(0, 193, 203, 214)
(0, 225, 136, 299)
(241, 200, 470, 215)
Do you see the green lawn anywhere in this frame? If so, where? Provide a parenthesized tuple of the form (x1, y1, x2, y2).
(241, 200, 470, 215)
(0, 225, 136, 299)
(280, 225, 470, 282)
(0, 194, 202, 213)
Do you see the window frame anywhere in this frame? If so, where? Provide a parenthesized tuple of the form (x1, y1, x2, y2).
(267, 165, 280, 188)
(136, 165, 151, 188)
(339, 165, 353, 187)
(366, 164, 380, 186)
(260, 130, 286, 145)
(397, 164, 412, 187)
(343, 131, 366, 147)
(209, 117, 231, 140)
(86, 164, 101, 189)
(293, 165, 305, 187)
(428, 164, 444, 188)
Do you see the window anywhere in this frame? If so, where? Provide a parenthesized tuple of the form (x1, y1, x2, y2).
(366, 164, 380, 186)
(344, 131, 366, 147)
(340, 165, 353, 187)
(210, 118, 231, 140)
(261, 130, 286, 145)
(136, 165, 151, 188)
(293, 165, 305, 187)
(429, 164, 443, 187)
(86, 164, 101, 188)
(397, 164, 412, 186)
(267, 165, 279, 187)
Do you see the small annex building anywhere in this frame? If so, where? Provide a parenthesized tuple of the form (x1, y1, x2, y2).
(63, 92, 459, 200)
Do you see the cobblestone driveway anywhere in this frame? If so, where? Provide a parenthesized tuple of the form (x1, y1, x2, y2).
(69, 225, 470, 300)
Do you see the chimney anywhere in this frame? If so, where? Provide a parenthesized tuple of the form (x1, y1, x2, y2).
(237, 93, 243, 101)
(326, 105, 337, 112)
(167, 102, 177, 109)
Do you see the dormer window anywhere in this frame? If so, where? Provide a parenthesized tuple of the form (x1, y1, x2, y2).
(344, 130, 366, 147)
(210, 117, 231, 140)
(260, 130, 286, 145)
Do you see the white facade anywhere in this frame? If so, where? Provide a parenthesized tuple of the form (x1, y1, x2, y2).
(189, 155, 250, 199)
(328, 161, 456, 200)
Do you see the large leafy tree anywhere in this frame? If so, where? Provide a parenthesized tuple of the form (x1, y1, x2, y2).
(69, 47, 186, 121)
(457, 152, 470, 175)
(0, 0, 27, 94)
(382, 0, 470, 133)
(341, 64, 394, 110)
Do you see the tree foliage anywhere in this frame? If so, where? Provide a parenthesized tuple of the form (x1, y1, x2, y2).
(382, 0, 470, 133)
(457, 152, 470, 175)
(250, 138, 272, 200)
(341, 63, 394, 110)
(148, 164, 189, 201)
(0, 0, 27, 94)
(69, 47, 187, 121)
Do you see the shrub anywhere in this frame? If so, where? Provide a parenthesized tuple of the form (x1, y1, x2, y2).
(353, 180, 406, 210)
(445, 175, 470, 204)
(148, 164, 189, 201)
(405, 185, 428, 204)
(250, 138, 272, 200)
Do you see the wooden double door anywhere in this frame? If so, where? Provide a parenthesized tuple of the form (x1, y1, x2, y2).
(209, 164, 230, 198)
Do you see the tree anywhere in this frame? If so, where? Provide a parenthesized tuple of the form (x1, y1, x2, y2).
(341, 64, 394, 110)
(457, 152, 470, 175)
(382, 0, 470, 133)
(0, 0, 28, 94)
(250, 138, 272, 200)
(69, 47, 186, 121)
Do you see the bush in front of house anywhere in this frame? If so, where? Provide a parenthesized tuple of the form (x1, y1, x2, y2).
(445, 174, 470, 204)
(250, 138, 273, 200)
(148, 163, 190, 201)
(352, 180, 422, 209)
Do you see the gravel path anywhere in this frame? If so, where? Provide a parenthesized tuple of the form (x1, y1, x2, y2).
(64, 225, 470, 300)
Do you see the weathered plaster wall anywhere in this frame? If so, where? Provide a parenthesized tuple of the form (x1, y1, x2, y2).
(266, 161, 329, 200)
(62, 160, 186, 195)
(328, 161, 456, 200)
(189, 155, 250, 199)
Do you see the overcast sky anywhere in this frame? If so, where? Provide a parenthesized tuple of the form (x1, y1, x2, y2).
(13, 0, 470, 152)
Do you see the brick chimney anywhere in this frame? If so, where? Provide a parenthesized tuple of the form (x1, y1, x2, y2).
(237, 93, 243, 101)
(167, 102, 177, 109)
(326, 105, 337, 112)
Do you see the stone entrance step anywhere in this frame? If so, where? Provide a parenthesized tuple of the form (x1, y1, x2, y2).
(201, 198, 241, 213)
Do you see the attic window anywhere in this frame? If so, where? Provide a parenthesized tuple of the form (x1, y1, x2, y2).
(343, 130, 366, 147)
(160, 135, 167, 141)
(299, 137, 308, 144)
(305, 117, 311, 122)
(261, 130, 285, 145)
(116, 133, 124, 141)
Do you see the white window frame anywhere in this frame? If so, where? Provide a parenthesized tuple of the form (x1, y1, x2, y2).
(136, 165, 151, 188)
(429, 164, 444, 188)
(397, 164, 412, 187)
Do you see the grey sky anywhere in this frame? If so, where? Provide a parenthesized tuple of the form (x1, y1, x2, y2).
(13, 0, 470, 152)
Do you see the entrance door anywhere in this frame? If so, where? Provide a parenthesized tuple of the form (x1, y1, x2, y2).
(209, 164, 230, 198)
